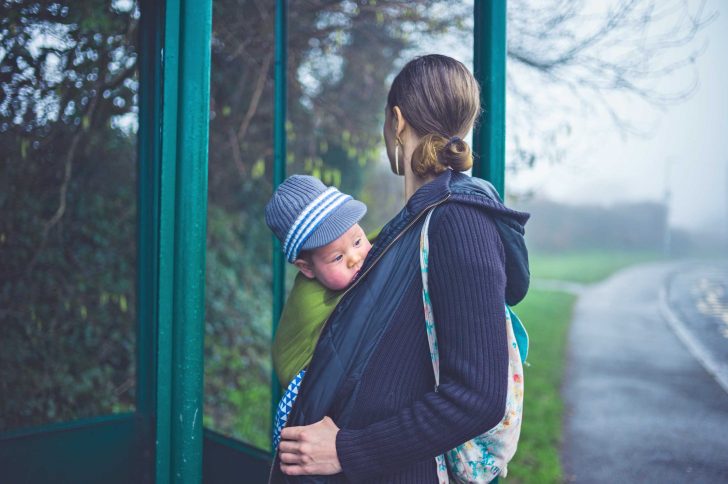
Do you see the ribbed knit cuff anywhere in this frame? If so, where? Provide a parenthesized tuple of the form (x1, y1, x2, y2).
(336, 427, 376, 482)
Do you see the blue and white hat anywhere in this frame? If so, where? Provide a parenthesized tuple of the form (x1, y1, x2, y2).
(265, 175, 367, 263)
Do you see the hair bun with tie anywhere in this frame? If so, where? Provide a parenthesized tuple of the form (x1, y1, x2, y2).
(411, 133, 473, 176)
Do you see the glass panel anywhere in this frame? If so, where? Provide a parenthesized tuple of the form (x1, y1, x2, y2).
(204, 0, 473, 451)
(0, 1, 139, 432)
(288, 1, 474, 234)
(204, 0, 276, 450)
(503, 3, 726, 480)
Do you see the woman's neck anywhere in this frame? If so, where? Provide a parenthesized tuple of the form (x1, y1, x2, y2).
(401, 133, 435, 201)
(404, 172, 436, 201)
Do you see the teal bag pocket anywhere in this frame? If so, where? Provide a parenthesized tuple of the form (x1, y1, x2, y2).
(507, 306, 529, 364)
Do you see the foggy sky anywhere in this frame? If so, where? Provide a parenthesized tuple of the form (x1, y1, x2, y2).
(508, 0, 728, 236)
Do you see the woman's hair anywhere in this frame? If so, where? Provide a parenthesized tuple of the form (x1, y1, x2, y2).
(387, 54, 481, 177)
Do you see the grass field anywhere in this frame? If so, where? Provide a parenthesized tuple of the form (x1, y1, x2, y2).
(506, 289, 576, 483)
(529, 250, 663, 283)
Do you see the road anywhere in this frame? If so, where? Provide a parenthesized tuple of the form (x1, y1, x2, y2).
(561, 260, 728, 483)
(664, 263, 728, 392)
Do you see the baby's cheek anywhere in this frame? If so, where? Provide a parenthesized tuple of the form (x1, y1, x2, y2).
(341, 270, 357, 288)
(326, 270, 352, 291)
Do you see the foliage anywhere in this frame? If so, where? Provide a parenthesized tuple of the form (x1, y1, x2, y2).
(0, 0, 464, 442)
(0, 147, 137, 429)
(207, 0, 462, 208)
(0, 0, 139, 431)
(204, 205, 273, 448)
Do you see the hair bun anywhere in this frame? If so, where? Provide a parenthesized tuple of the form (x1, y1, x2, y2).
(411, 133, 473, 177)
(439, 136, 472, 172)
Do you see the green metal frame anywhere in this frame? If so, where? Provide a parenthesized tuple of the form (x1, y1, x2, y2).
(156, 0, 213, 482)
(154, 0, 180, 478)
(136, 0, 165, 481)
(149, 0, 272, 481)
(473, 0, 507, 196)
(271, 0, 288, 436)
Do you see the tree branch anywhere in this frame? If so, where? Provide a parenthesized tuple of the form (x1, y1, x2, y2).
(237, 50, 273, 141)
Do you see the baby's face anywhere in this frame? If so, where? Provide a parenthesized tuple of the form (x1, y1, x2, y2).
(306, 224, 371, 291)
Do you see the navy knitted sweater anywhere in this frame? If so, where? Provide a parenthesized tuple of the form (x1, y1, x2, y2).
(334, 202, 513, 481)
(271, 170, 529, 484)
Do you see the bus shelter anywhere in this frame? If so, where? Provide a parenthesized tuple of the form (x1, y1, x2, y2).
(0, 0, 507, 482)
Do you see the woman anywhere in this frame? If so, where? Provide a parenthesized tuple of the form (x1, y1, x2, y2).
(271, 54, 530, 483)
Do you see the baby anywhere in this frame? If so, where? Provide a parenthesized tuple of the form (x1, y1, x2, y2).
(264, 174, 372, 448)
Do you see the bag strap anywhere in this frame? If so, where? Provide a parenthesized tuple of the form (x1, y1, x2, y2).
(419, 208, 441, 391)
(420, 208, 451, 484)
(420, 208, 530, 384)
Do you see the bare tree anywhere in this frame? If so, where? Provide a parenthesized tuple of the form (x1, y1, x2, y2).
(505, 0, 715, 170)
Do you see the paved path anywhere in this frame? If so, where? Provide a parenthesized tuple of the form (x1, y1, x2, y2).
(561, 261, 728, 483)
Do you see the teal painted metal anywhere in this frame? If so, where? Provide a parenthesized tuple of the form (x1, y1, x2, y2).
(271, 0, 288, 439)
(473, 0, 507, 197)
(0, 414, 138, 483)
(170, 0, 213, 482)
(203, 429, 271, 484)
(137, 1, 164, 480)
(203, 429, 273, 483)
(204, 428, 272, 463)
(154, 0, 213, 482)
(156, 0, 182, 481)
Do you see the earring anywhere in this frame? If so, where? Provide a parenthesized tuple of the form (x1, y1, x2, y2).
(395, 138, 403, 176)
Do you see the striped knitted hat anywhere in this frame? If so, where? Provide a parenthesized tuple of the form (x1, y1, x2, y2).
(265, 175, 367, 263)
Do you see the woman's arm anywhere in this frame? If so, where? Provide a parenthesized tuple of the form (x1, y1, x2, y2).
(333, 203, 509, 480)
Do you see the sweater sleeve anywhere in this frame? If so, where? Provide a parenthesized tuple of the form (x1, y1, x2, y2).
(335, 203, 509, 481)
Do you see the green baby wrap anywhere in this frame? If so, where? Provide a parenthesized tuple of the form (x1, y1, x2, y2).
(272, 272, 344, 389)
(271, 228, 380, 390)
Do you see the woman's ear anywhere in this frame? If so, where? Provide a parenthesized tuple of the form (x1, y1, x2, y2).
(294, 258, 316, 279)
(392, 106, 406, 139)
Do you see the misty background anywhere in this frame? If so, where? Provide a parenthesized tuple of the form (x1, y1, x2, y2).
(510, 0, 728, 253)
(395, 0, 728, 257)
(1, 2, 726, 480)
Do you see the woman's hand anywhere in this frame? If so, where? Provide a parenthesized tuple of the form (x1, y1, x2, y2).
(279, 416, 342, 476)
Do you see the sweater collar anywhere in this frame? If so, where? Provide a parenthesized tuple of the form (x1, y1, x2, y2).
(404, 169, 453, 216)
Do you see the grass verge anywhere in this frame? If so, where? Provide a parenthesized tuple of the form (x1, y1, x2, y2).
(505, 250, 670, 481)
(530, 250, 663, 283)
(506, 289, 577, 484)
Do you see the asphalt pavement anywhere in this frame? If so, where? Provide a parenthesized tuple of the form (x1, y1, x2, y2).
(664, 263, 728, 392)
(561, 260, 728, 483)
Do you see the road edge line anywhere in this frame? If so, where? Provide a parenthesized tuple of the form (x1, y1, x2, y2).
(658, 280, 728, 396)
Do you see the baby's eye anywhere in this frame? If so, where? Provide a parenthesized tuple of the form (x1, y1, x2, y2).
(354, 238, 361, 247)
(332, 254, 343, 263)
